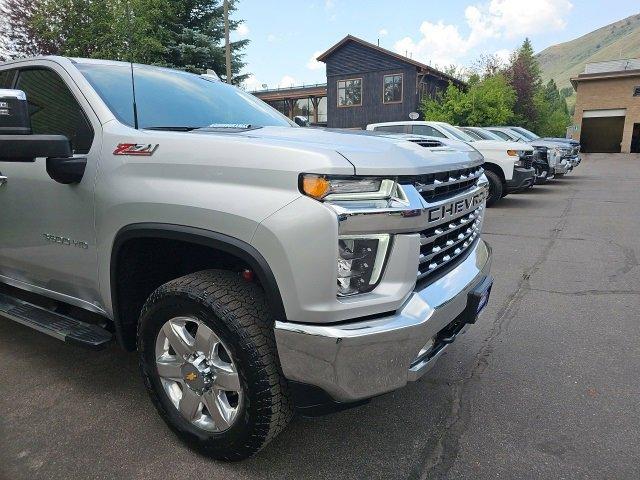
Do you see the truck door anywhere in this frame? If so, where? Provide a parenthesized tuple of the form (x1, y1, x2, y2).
(0, 64, 103, 312)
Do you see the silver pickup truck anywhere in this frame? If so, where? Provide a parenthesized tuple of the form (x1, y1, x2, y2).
(0, 57, 493, 460)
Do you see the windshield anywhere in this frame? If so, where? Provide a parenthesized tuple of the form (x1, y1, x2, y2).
(77, 63, 293, 129)
(511, 127, 540, 140)
(471, 128, 504, 141)
(440, 124, 476, 142)
(460, 128, 482, 140)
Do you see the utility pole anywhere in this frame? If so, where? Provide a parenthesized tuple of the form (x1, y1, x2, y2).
(224, 0, 232, 84)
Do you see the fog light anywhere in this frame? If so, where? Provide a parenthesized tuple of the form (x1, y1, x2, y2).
(337, 234, 390, 297)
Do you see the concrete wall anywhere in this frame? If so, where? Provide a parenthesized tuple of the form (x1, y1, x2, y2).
(573, 75, 640, 153)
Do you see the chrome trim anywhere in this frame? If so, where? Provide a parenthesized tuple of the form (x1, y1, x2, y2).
(0, 89, 27, 101)
(274, 239, 492, 402)
(414, 167, 484, 193)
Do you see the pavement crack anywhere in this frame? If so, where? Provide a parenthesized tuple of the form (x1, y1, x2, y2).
(415, 191, 577, 480)
(527, 287, 640, 296)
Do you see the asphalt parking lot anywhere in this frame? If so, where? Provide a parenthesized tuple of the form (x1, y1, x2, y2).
(1, 153, 639, 480)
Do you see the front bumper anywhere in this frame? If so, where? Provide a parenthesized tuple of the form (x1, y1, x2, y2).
(554, 159, 572, 175)
(274, 238, 492, 402)
(506, 166, 535, 192)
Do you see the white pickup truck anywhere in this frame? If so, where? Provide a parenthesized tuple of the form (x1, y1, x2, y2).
(367, 121, 536, 206)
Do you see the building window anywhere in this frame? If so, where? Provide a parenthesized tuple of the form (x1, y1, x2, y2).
(337, 78, 362, 107)
(634, 86, 640, 96)
(383, 74, 403, 103)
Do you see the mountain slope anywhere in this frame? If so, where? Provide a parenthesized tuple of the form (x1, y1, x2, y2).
(537, 13, 640, 92)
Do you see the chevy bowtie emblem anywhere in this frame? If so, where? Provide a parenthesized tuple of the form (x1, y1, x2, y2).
(185, 372, 197, 381)
(113, 143, 159, 156)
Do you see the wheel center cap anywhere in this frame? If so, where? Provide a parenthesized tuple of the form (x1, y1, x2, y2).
(181, 354, 212, 394)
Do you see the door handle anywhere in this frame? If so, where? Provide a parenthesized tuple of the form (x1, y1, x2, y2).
(0, 175, 7, 187)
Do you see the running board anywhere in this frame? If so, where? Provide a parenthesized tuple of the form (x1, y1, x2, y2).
(0, 292, 112, 350)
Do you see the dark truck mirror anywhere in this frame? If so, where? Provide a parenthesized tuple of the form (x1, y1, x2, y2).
(0, 89, 85, 184)
(294, 115, 310, 127)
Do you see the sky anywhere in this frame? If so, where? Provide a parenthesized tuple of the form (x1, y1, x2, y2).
(233, 0, 640, 90)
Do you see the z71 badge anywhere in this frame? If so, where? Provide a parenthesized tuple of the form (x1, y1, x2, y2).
(113, 143, 159, 156)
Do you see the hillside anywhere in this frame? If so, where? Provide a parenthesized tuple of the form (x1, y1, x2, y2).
(537, 13, 640, 95)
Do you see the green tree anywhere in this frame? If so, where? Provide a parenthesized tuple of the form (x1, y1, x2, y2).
(505, 38, 541, 130)
(534, 79, 571, 137)
(420, 73, 515, 126)
(2, 0, 249, 82)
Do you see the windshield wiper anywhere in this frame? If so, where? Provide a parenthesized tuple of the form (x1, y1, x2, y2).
(143, 126, 200, 131)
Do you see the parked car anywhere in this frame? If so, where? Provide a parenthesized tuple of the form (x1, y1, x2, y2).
(0, 57, 494, 460)
(367, 121, 535, 206)
(486, 126, 576, 176)
(460, 126, 553, 184)
(506, 126, 581, 168)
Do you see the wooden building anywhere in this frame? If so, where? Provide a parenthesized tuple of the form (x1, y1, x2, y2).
(252, 35, 464, 129)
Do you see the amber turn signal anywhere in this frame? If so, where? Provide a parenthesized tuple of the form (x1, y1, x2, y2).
(506, 149, 518, 157)
(302, 175, 330, 199)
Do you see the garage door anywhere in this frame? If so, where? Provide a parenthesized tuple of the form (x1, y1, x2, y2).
(580, 109, 626, 153)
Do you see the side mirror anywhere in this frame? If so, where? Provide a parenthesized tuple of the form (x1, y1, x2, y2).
(0, 89, 31, 135)
(0, 134, 73, 162)
(294, 115, 310, 127)
(0, 89, 73, 162)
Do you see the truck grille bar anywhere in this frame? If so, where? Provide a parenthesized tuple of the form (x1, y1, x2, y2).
(417, 205, 484, 282)
(402, 166, 484, 202)
(519, 151, 534, 169)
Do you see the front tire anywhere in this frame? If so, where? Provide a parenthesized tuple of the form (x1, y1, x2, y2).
(138, 270, 293, 460)
(485, 170, 504, 207)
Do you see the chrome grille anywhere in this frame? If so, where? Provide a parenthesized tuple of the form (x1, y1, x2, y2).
(417, 205, 484, 282)
(519, 151, 534, 169)
(402, 166, 484, 202)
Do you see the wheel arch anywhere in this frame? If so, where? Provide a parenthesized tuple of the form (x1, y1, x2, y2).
(110, 223, 286, 351)
(483, 162, 506, 184)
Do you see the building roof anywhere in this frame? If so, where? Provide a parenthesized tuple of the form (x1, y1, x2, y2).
(251, 83, 327, 101)
(570, 66, 640, 89)
(316, 35, 465, 87)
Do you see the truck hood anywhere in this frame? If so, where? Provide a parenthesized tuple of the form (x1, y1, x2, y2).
(469, 139, 534, 152)
(232, 126, 484, 175)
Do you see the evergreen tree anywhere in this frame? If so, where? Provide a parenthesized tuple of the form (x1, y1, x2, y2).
(0, 0, 57, 59)
(505, 38, 542, 130)
(0, 0, 249, 82)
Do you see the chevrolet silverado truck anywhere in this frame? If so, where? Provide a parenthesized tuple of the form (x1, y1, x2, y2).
(0, 57, 493, 460)
(367, 121, 535, 206)
(460, 126, 553, 184)
(486, 126, 578, 176)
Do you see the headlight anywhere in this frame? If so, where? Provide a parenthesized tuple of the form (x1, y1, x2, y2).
(301, 174, 398, 201)
(337, 234, 390, 296)
(508, 149, 524, 167)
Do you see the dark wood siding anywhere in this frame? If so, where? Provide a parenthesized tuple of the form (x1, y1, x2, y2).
(325, 41, 420, 129)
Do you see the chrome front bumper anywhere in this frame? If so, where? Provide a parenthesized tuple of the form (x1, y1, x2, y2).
(274, 238, 492, 402)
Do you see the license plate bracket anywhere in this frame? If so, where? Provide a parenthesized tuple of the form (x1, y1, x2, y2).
(462, 275, 493, 324)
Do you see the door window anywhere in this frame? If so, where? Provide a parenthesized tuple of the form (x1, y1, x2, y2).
(412, 124, 446, 138)
(373, 125, 407, 133)
(0, 69, 15, 88)
(16, 68, 94, 154)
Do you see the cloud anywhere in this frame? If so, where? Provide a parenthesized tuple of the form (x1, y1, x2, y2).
(242, 74, 263, 91)
(278, 75, 297, 88)
(395, 20, 470, 68)
(235, 23, 249, 38)
(395, 0, 573, 66)
(494, 48, 512, 64)
(306, 50, 325, 70)
(267, 34, 277, 42)
(325, 0, 335, 9)
(379, 28, 388, 37)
